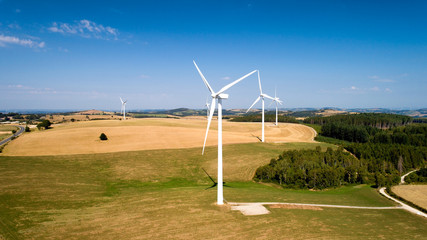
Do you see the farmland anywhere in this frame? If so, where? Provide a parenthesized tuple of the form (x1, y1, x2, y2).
(2, 118, 315, 156)
(0, 119, 426, 239)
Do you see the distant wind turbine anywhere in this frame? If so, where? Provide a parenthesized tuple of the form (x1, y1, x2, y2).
(246, 71, 274, 142)
(120, 97, 127, 120)
(194, 60, 257, 205)
(205, 95, 210, 118)
(270, 88, 283, 126)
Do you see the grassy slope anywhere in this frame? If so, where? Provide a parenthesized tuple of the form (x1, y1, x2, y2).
(1, 142, 426, 239)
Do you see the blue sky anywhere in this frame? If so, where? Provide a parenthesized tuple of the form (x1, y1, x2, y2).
(0, 0, 426, 111)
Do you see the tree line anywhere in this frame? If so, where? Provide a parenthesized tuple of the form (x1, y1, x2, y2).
(304, 113, 412, 129)
(230, 114, 299, 123)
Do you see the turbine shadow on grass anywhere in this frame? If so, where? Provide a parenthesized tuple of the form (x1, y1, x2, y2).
(201, 168, 230, 190)
(251, 134, 262, 142)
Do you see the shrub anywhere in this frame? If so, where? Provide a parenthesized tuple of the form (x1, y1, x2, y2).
(99, 133, 108, 141)
(36, 120, 52, 130)
(25, 126, 30, 132)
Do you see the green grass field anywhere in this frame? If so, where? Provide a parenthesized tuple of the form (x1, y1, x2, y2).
(0, 142, 426, 239)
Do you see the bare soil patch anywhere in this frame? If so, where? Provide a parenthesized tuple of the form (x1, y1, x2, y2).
(391, 185, 427, 210)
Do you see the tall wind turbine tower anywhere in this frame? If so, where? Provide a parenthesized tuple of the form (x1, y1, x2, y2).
(120, 97, 127, 120)
(194, 60, 256, 205)
(246, 71, 274, 142)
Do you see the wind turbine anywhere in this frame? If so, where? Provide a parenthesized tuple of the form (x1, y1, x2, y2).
(194, 60, 257, 205)
(270, 88, 283, 126)
(246, 71, 274, 142)
(205, 96, 210, 118)
(120, 97, 127, 120)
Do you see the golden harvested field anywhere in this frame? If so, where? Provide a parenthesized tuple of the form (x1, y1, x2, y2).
(391, 185, 427, 209)
(2, 118, 316, 156)
(48, 114, 123, 123)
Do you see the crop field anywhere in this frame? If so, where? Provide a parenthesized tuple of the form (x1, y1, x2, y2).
(2, 118, 315, 156)
(392, 185, 427, 210)
(0, 119, 426, 239)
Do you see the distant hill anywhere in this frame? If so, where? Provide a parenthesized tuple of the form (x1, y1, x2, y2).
(75, 109, 106, 115)
(3, 108, 427, 119)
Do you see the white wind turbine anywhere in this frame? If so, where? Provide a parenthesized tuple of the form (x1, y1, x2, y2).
(270, 88, 283, 126)
(246, 71, 275, 142)
(120, 97, 127, 120)
(194, 60, 257, 205)
(205, 96, 210, 118)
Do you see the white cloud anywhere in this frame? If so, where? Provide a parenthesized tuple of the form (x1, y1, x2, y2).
(15, 9, 21, 13)
(48, 19, 119, 40)
(139, 74, 150, 79)
(350, 86, 358, 90)
(385, 88, 392, 93)
(221, 76, 231, 80)
(0, 34, 45, 48)
(370, 86, 379, 91)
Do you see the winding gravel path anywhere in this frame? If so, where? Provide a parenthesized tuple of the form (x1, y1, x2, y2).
(229, 202, 402, 216)
(230, 170, 427, 217)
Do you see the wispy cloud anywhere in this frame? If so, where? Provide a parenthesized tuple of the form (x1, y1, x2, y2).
(221, 76, 231, 80)
(385, 88, 392, 93)
(7, 23, 21, 29)
(7, 84, 57, 94)
(58, 47, 69, 52)
(139, 74, 150, 79)
(48, 19, 119, 40)
(4, 84, 108, 98)
(340, 86, 389, 94)
(0, 34, 45, 48)
(368, 75, 396, 83)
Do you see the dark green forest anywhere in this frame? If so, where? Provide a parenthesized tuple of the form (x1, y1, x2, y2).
(254, 147, 375, 189)
(255, 113, 426, 189)
(304, 113, 412, 128)
(405, 168, 427, 183)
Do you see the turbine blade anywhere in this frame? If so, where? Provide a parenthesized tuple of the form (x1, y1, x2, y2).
(193, 61, 214, 94)
(268, 100, 274, 107)
(263, 93, 275, 100)
(202, 98, 216, 155)
(120, 97, 124, 104)
(246, 96, 261, 113)
(217, 70, 257, 95)
(258, 70, 262, 94)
